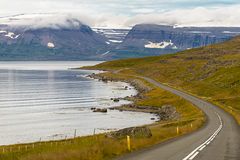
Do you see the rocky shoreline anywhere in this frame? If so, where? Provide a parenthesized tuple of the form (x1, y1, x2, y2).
(88, 73, 180, 121)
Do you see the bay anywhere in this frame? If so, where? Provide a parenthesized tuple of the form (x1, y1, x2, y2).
(0, 61, 155, 145)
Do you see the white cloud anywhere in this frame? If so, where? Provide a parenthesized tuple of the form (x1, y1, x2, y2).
(131, 8, 156, 14)
(0, 13, 93, 29)
(125, 5, 240, 27)
(0, 1, 240, 29)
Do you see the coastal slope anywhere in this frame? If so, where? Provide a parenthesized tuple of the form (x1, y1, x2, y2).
(89, 36, 240, 123)
(86, 36, 240, 159)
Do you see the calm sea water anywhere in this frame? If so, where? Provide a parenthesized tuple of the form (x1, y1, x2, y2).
(0, 61, 155, 145)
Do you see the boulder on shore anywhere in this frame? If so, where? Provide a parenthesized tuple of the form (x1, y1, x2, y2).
(111, 98, 120, 102)
(157, 105, 180, 120)
(107, 126, 152, 139)
(113, 98, 120, 102)
(93, 108, 108, 113)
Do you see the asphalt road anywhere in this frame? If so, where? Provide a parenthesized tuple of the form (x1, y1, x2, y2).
(117, 76, 240, 160)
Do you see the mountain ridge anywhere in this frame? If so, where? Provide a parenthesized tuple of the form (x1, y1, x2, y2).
(1, 21, 240, 60)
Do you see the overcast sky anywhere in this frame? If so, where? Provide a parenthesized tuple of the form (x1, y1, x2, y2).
(1, 0, 240, 28)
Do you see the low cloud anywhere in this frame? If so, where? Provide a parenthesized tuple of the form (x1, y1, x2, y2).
(125, 5, 240, 27)
(1, 5, 240, 29)
(0, 13, 96, 29)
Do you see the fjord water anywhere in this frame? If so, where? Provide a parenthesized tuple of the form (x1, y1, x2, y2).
(0, 61, 155, 145)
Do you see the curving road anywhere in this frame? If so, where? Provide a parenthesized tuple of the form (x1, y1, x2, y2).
(117, 76, 240, 160)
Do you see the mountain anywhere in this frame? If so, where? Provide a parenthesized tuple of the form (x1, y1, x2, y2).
(108, 24, 240, 59)
(0, 20, 108, 60)
(1, 21, 240, 60)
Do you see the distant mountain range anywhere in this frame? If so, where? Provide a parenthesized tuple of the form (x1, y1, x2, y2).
(1, 21, 240, 60)
(110, 24, 240, 58)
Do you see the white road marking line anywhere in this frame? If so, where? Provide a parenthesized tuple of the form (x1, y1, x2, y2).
(199, 145, 206, 151)
(182, 112, 223, 160)
(189, 152, 199, 160)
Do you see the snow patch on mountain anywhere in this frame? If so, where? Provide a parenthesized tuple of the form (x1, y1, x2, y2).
(4, 32, 20, 39)
(187, 31, 211, 34)
(145, 40, 177, 49)
(172, 46, 178, 49)
(109, 40, 122, 43)
(102, 51, 110, 56)
(222, 31, 240, 34)
(47, 42, 55, 48)
(93, 28, 129, 44)
(0, 30, 7, 34)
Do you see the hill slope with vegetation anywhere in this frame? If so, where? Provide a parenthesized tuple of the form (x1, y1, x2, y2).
(88, 36, 240, 124)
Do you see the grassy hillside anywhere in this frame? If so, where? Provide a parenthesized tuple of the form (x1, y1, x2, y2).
(87, 36, 240, 124)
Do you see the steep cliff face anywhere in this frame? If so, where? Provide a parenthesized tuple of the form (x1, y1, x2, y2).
(113, 24, 240, 57)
